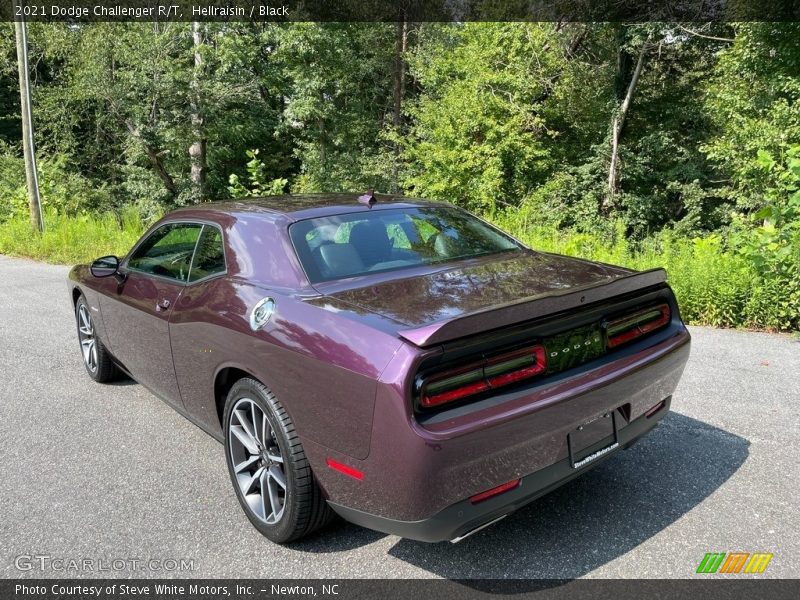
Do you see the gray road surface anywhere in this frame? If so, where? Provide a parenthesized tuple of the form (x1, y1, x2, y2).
(0, 255, 798, 579)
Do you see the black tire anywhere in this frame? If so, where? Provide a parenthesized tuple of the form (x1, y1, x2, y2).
(223, 377, 333, 543)
(75, 295, 120, 383)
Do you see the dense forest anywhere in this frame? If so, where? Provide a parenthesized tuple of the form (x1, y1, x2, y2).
(0, 22, 799, 330)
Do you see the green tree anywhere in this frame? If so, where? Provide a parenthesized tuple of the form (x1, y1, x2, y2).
(274, 23, 399, 193)
(0, 24, 21, 145)
(27, 22, 294, 209)
(703, 23, 800, 213)
(402, 23, 574, 213)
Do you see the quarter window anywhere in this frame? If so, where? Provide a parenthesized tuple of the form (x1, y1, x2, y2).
(127, 223, 202, 282)
(189, 226, 226, 282)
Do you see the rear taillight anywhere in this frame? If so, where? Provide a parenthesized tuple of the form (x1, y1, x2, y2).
(606, 303, 671, 348)
(420, 345, 546, 408)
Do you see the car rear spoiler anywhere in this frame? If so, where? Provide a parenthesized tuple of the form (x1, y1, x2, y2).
(397, 268, 668, 347)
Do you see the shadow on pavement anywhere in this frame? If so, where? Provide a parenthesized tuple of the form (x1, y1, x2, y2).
(107, 377, 137, 386)
(288, 519, 387, 552)
(384, 412, 749, 582)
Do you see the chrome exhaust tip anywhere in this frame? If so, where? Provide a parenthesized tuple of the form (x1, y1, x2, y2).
(449, 514, 508, 543)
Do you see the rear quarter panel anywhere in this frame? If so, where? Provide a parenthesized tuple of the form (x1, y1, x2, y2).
(169, 277, 404, 459)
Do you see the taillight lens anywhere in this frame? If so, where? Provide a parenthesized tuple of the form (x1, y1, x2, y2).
(606, 303, 671, 348)
(420, 345, 546, 408)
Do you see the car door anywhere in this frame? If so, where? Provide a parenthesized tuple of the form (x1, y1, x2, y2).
(100, 221, 203, 408)
(167, 224, 232, 430)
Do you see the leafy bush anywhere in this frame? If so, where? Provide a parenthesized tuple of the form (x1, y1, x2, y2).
(1, 148, 116, 221)
(492, 213, 799, 332)
(228, 150, 288, 198)
(725, 145, 800, 329)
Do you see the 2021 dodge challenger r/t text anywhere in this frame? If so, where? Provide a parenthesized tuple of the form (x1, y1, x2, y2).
(68, 193, 690, 543)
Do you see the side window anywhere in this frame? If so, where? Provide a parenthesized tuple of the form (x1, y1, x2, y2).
(188, 226, 226, 283)
(127, 223, 202, 282)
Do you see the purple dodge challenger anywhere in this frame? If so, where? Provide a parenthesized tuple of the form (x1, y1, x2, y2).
(68, 193, 690, 543)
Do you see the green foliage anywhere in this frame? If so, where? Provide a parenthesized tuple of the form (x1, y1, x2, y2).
(0, 24, 20, 144)
(494, 214, 799, 331)
(0, 146, 114, 220)
(402, 23, 559, 212)
(227, 150, 288, 197)
(27, 22, 294, 206)
(0, 207, 148, 264)
(611, 25, 728, 237)
(1, 22, 799, 331)
(725, 144, 800, 329)
(274, 23, 398, 193)
(703, 23, 800, 213)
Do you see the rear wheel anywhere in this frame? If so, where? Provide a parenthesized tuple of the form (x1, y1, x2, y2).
(223, 378, 333, 543)
(75, 295, 119, 383)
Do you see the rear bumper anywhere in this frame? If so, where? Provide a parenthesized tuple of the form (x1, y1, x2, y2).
(329, 396, 670, 542)
(307, 325, 690, 538)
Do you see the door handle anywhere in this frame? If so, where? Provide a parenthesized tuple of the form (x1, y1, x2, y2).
(156, 298, 171, 312)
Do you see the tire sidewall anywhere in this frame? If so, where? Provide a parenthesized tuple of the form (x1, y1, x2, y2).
(222, 378, 299, 543)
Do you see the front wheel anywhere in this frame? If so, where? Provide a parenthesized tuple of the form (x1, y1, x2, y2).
(75, 295, 119, 383)
(223, 378, 333, 543)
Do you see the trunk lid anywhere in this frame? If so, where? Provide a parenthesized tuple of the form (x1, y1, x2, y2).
(319, 250, 667, 347)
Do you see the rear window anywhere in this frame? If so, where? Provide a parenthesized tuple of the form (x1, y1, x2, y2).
(289, 207, 521, 283)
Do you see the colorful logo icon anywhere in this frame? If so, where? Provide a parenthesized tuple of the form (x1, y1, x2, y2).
(696, 552, 773, 574)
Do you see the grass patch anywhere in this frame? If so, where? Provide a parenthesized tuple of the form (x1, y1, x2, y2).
(0, 208, 147, 265)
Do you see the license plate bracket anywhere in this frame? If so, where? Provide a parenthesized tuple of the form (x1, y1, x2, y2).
(567, 410, 620, 469)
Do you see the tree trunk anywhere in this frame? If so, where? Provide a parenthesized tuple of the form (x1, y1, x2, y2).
(391, 16, 408, 193)
(188, 21, 207, 203)
(14, 15, 43, 233)
(605, 38, 648, 210)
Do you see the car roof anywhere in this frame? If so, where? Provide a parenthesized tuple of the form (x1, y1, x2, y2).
(169, 193, 452, 223)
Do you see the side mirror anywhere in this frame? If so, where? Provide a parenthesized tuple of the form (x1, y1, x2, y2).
(90, 255, 123, 281)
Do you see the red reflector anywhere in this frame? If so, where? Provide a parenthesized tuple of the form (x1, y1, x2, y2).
(326, 458, 363, 480)
(470, 479, 521, 504)
(607, 303, 670, 348)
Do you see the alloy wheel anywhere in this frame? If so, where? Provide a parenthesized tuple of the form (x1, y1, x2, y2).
(228, 398, 287, 524)
(77, 304, 98, 373)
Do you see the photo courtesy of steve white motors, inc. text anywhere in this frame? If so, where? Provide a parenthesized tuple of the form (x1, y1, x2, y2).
(14, 583, 340, 597)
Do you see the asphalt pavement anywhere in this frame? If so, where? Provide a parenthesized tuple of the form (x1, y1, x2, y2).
(0, 254, 798, 579)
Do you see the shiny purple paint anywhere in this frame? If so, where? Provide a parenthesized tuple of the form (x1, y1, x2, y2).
(68, 194, 691, 542)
